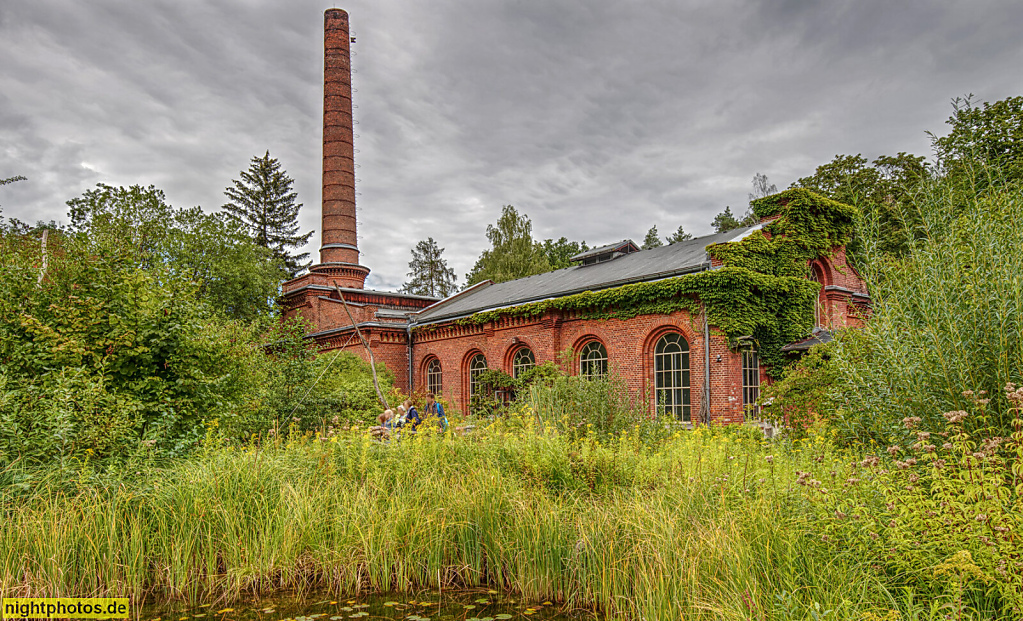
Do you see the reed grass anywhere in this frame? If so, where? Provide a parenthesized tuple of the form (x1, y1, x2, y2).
(0, 424, 902, 620)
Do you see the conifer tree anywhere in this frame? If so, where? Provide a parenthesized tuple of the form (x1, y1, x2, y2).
(665, 225, 693, 244)
(711, 206, 743, 233)
(223, 151, 312, 277)
(641, 226, 663, 249)
(401, 237, 457, 298)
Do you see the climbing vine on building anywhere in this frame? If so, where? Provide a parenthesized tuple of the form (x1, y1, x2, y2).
(425, 189, 858, 377)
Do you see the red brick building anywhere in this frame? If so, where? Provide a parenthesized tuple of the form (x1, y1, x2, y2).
(280, 9, 870, 424)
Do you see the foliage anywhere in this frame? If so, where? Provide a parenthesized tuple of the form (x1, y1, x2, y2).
(641, 226, 663, 249)
(5, 414, 1018, 618)
(759, 341, 841, 437)
(792, 152, 929, 258)
(818, 171, 1023, 442)
(0, 220, 266, 465)
(465, 205, 551, 286)
(448, 189, 856, 378)
(400, 237, 457, 298)
(711, 205, 748, 233)
(540, 236, 587, 270)
(664, 225, 692, 244)
(223, 151, 312, 277)
(934, 95, 1023, 187)
(67, 183, 284, 322)
(793, 389, 1023, 616)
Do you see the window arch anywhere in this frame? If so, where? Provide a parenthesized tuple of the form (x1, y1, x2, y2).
(468, 353, 488, 400)
(426, 357, 442, 395)
(809, 263, 826, 327)
(579, 340, 608, 378)
(654, 332, 691, 421)
(511, 347, 535, 378)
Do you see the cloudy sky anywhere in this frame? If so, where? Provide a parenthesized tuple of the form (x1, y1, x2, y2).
(2, 1, 1021, 290)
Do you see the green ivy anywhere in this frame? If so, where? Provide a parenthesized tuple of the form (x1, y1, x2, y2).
(425, 189, 857, 378)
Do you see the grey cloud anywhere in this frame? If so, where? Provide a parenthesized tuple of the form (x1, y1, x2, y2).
(2, 0, 1022, 290)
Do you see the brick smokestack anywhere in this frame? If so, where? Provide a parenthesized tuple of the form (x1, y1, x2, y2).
(318, 8, 367, 287)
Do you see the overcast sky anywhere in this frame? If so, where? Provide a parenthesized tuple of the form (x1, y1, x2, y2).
(2, 1, 1021, 290)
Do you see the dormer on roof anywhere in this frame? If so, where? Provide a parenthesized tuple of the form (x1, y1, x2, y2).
(569, 240, 639, 266)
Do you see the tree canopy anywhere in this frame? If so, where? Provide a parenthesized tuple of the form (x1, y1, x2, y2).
(541, 237, 588, 270)
(665, 225, 692, 244)
(223, 151, 312, 277)
(465, 205, 551, 286)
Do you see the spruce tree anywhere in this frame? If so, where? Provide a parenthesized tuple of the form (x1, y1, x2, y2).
(401, 237, 457, 298)
(665, 225, 693, 244)
(223, 151, 312, 277)
(711, 206, 743, 233)
(641, 226, 663, 249)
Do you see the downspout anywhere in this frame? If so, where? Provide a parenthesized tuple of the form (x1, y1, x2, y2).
(702, 301, 712, 426)
(407, 322, 414, 394)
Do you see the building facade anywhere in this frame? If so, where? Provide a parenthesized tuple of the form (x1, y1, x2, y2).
(280, 9, 871, 424)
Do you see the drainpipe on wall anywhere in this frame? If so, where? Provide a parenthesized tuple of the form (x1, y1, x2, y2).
(702, 302, 712, 426)
(406, 323, 414, 394)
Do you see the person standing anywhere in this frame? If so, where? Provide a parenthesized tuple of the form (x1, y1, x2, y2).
(403, 399, 422, 431)
(424, 393, 448, 431)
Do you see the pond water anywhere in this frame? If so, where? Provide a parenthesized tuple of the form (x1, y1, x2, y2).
(142, 589, 599, 621)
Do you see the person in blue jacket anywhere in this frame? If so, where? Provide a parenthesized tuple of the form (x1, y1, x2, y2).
(403, 399, 422, 431)
(424, 392, 448, 431)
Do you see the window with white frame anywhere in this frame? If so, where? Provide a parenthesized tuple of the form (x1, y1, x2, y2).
(654, 332, 691, 421)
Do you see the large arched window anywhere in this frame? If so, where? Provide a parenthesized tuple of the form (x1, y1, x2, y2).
(579, 341, 608, 378)
(468, 353, 488, 399)
(426, 358, 442, 395)
(511, 347, 535, 378)
(654, 332, 691, 421)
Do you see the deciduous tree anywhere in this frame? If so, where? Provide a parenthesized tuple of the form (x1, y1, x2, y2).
(465, 205, 551, 286)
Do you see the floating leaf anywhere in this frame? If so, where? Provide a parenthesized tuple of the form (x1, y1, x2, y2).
(496, 615, 513, 619)
(331, 617, 344, 620)
(330, 602, 338, 605)
(463, 606, 476, 610)
(340, 608, 353, 612)
(474, 599, 489, 604)
(384, 603, 398, 607)
(487, 590, 498, 595)
(541, 602, 552, 606)
(481, 617, 494, 621)
(215, 610, 234, 615)
(353, 605, 369, 609)
(350, 613, 369, 618)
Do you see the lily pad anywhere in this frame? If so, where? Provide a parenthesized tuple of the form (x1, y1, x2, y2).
(384, 603, 399, 607)
(340, 608, 353, 612)
(331, 617, 344, 620)
(496, 615, 513, 619)
(350, 613, 369, 618)
(474, 599, 489, 604)
(215, 610, 234, 615)
(463, 606, 476, 610)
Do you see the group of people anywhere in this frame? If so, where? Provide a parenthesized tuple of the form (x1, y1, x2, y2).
(373, 392, 447, 438)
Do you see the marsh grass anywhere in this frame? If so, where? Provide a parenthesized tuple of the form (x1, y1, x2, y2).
(1, 424, 901, 620)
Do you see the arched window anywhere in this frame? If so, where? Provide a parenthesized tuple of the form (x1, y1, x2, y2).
(468, 353, 488, 399)
(426, 358, 442, 395)
(511, 347, 535, 378)
(654, 332, 691, 421)
(809, 264, 826, 327)
(742, 349, 760, 417)
(579, 341, 608, 378)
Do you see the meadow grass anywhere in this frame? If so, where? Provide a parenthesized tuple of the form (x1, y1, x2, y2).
(0, 421, 916, 621)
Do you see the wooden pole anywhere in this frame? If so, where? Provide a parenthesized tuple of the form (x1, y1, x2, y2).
(333, 285, 390, 410)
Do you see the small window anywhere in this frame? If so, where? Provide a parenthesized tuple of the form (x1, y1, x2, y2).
(468, 353, 488, 399)
(809, 265, 825, 327)
(654, 332, 691, 421)
(426, 358, 442, 395)
(511, 347, 535, 378)
(742, 349, 760, 417)
(579, 341, 608, 378)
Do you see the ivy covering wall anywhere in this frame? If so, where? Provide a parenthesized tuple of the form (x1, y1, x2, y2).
(419, 189, 858, 377)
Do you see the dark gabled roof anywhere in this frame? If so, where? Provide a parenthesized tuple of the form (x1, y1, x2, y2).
(413, 225, 760, 325)
(781, 327, 833, 352)
(568, 239, 639, 263)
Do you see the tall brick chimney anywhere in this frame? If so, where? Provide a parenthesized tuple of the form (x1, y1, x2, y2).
(313, 8, 369, 288)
